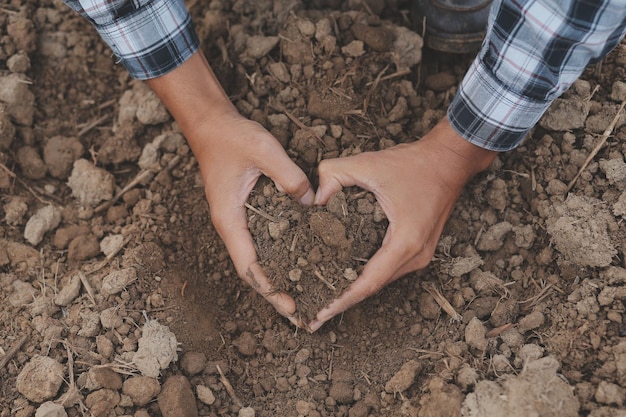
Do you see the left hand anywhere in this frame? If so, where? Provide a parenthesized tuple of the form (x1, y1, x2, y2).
(147, 51, 315, 326)
(193, 113, 315, 326)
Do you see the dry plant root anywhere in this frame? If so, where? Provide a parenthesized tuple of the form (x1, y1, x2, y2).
(422, 282, 463, 322)
(566, 100, 626, 193)
(0, 335, 28, 369)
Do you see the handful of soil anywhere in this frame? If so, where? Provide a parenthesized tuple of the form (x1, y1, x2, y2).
(247, 181, 388, 322)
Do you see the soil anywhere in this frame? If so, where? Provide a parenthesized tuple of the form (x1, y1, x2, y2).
(249, 183, 387, 323)
(1, 0, 626, 417)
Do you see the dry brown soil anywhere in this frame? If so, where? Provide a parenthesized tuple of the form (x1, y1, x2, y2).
(1, 1, 626, 417)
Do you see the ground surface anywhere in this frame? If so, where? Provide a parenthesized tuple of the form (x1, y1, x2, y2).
(1, 1, 626, 416)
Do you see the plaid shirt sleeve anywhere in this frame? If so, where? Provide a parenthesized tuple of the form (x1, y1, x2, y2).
(448, 0, 626, 152)
(62, 0, 199, 80)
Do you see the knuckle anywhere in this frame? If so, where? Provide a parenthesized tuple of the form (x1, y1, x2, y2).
(396, 236, 431, 262)
(413, 256, 432, 271)
(317, 159, 332, 175)
(283, 171, 308, 195)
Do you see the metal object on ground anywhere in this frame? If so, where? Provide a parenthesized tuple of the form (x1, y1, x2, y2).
(413, 0, 493, 54)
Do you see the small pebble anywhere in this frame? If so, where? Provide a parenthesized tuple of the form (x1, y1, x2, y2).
(233, 332, 257, 356)
(297, 19, 316, 37)
(67, 159, 115, 207)
(268, 220, 289, 239)
(122, 376, 161, 406)
(289, 268, 302, 282)
(238, 407, 256, 417)
(343, 268, 357, 281)
(102, 267, 137, 295)
(35, 401, 66, 417)
(514, 344, 544, 368)
(100, 307, 123, 329)
(329, 382, 354, 404)
(595, 381, 625, 406)
(342, 40, 365, 57)
(16, 355, 65, 402)
(24, 205, 62, 246)
(100, 234, 125, 257)
(519, 311, 545, 331)
(465, 317, 488, 351)
(385, 360, 422, 394)
(82, 367, 123, 391)
(157, 375, 198, 417)
(180, 351, 207, 376)
(197, 385, 216, 405)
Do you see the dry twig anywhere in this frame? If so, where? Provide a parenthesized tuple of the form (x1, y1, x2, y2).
(217, 364, 243, 408)
(566, 100, 626, 193)
(267, 103, 326, 147)
(365, 68, 412, 87)
(77, 113, 112, 138)
(74, 358, 140, 376)
(0, 335, 28, 369)
(0, 161, 16, 178)
(244, 202, 279, 223)
(519, 283, 553, 310)
(0, 162, 54, 205)
(486, 323, 514, 338)
(422, 282, 463, 322)
(78, 272, 97, 305)
(290, 232, 299, 252)
(83, 235, 132, 275)
(314, 269, 337, 291)
(58, 341, 83, 408)
(94, 169, 154, 213)
(363, 64, 389, 113)
(95, 155, 181, 213)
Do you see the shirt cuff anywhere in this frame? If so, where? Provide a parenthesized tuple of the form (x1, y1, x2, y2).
(447, 57, 552, 152)
(93, 0, 199, 80)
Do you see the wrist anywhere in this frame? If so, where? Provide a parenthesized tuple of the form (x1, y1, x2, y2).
(421, 118, 498, 186)
(145, 50, 239, 145)
(145, 51, 247, 165)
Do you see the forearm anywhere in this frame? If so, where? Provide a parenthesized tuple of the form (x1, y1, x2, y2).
(145, 51, 237, 159)
(61, 0, 228, 158)
(422, 119, 498, 188)
(448, 0, 626, 152)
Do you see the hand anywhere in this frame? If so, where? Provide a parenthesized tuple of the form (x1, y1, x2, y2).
(196, 114, 315, 327)
(308, 118, 497, 332)
(147, 52, 315, 326)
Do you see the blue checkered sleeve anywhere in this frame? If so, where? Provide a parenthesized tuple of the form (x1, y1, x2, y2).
(448, 0, 626, 152)
(62, 0, 199, 80)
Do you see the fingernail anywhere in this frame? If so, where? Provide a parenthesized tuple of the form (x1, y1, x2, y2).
(300, 188, 315, 206)
(287, 315, 304, 329)
(308, 320, 323, 332)
(313, 191, 321, 206)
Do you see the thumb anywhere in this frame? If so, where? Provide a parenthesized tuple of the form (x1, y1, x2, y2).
(314, 157, 364, 205)
(264, 156, 315, 206)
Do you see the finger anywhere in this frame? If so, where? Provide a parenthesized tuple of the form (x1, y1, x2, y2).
(211, 204, 297, 318)
(245, 262, 297, 318)
(307, 218, 441, 332)
(314, 157, 361, 205)
(315, 153, 387, 206)
(308, 235, 412, 331)
(261, 149, 315, 206)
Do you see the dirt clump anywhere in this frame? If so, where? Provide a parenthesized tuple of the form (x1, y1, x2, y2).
(249, 183, 386, 321)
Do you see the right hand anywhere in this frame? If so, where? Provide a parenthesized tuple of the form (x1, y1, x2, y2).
(308, 118, 497, 332)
